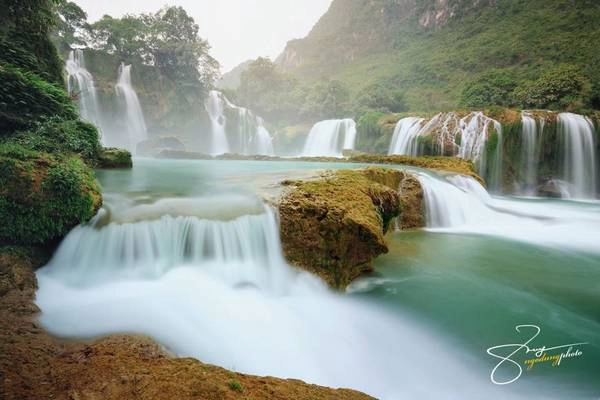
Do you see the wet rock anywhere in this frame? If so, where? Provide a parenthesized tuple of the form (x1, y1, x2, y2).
(97, 148, 133, 169)
(278, 167, 405, 289)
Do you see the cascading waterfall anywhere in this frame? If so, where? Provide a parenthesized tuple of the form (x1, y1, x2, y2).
(301, 119, 357, 157)
(557, 113, 597, 199)
(115, 63, 148, 153)
(204, 90, 231, 154)
(232, 106, 274, 156)
(417, 172, 600, 252)
(203, 91, 275, 155)
(65, 50, 103, 131)
(34, 193, 516, 399)
(519, 112, 543, 195)
(388, 117, 425, 155)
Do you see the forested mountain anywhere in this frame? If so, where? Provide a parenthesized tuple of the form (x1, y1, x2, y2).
(274, 0, 600, 112)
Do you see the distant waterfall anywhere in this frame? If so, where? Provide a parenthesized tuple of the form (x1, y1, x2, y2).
(302, 119, 357, 157)
(558, 113, 597, 199)
(204, 90, 230, 155)
(232, 106, 274, 156)
(115, 63, 148, 154)
(388, 117, 425, 155)
(203, 91, 275, 156)
(519, 112, 543, 195)
(65, 50, 103, 130)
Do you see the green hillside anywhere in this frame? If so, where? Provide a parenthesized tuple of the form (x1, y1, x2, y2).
(276, 0, 600, 112)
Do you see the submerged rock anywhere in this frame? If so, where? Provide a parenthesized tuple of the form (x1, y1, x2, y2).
(97, 148, 133, 169)
(279, 167, 407, 289)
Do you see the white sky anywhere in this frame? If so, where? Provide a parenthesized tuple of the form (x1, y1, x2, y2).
(74, 0, 332, 73)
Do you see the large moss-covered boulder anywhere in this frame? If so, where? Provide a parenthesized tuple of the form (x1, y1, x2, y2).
(279, 167, 404, 289)
(0, 144, 102, 246)
(97, 148, 133, 169)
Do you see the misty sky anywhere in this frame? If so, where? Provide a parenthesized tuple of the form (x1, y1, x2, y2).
(74, 0, 332, 73)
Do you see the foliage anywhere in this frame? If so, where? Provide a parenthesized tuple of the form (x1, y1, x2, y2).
(97, 148, 132, 168)
(0, 145, 101, 245)
(355, 83, 407, 114)
(460, 70, 518, 108)
(7, 117, 101, 161)
(52, 0, 88, 51)
(87, 6, 219, 93)
(301, 79, 350, 119)
(513, 65, 591, 110)
(0, 0, 64, 84)
(356, 111, 386, 153)
(276, 0, 600, 112)
(226, 380, 244, 393)
(0, 64, 77, 132)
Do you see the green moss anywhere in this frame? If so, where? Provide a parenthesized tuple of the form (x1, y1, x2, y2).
(0, 64, 77, 132)
(6, 118, 101, 162)
(97, 148, 133, 169)
(0, 144, 102, 246)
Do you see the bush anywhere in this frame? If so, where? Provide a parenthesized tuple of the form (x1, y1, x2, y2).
(355, 83, 407, 114)
(513, 65, 591, 110)
(459, 70, 518, 108)
(356, 111, 385, 152)
(8, 117, 102, 162)
(0, 64, 78, 132)
(0, 145, 101, 245)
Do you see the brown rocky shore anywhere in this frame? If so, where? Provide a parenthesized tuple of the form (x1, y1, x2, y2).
(0, 250, 374, 400)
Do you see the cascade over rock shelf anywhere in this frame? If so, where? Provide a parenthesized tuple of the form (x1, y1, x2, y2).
(0, 251, 374, 400)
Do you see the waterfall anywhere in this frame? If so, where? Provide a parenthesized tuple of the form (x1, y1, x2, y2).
(388, 117, 425, 155)
(416, 172, 600, 252)
(115, 63, 148, 154)
(65, 50, 103, 132)
(233, 107, 274, 156)
(35, 192, 515, 399)
(557, 113, 597, 199)
(301, 119, 357, 157)
(204, 90, 230, 155)
(520, 112, 542, 195)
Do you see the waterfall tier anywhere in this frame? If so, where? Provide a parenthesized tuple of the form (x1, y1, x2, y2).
(203, 90, 274, 156)
(115, 63, 148, 154)
(301, 119, 357, 157)
(66, 50, 103, 130)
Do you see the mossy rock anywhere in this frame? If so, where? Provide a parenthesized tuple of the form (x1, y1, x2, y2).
(97, 148, 133, 169)
(0, 144, 102, 246)
(279, 167, 405, 289)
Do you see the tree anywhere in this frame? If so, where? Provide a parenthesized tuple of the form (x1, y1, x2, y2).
(52, 1, 88, 51)
(513, 65, 591, 110)
(302, 79, 350, 119)
(354, 83, 407, 113)
(459, 70, 518, 108)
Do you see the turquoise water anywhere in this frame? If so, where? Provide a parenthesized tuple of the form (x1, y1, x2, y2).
(38, 158, 600, 399)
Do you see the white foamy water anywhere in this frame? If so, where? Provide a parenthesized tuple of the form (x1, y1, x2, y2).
(302, 119, 357, 157)
(35, 193, 545, 400)
(418, 173, 600, 253)
(115, 63, 148, 153)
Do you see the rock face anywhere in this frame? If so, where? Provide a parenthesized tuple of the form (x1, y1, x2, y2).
(0, 250, 374, 400)
(278, 167, 405, 289)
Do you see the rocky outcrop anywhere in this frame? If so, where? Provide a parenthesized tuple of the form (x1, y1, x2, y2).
(97, 148, 133, 169)
(0, 250, 374, 400)
(278, 167, 406, 289)
(137, 136, 186, 157)
(0, 145, 102, 246)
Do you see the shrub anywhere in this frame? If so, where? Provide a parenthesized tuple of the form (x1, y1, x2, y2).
(459, 70, 518, 108)
(356, 111, 385, 152)
(227, 379, 244, 393)
(513, 65, 591, 110)
(9, 117, 102, 162)
(355, 83, 407, 113)
(0, 64, 78, 132)
(0, 144, 101, 245)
